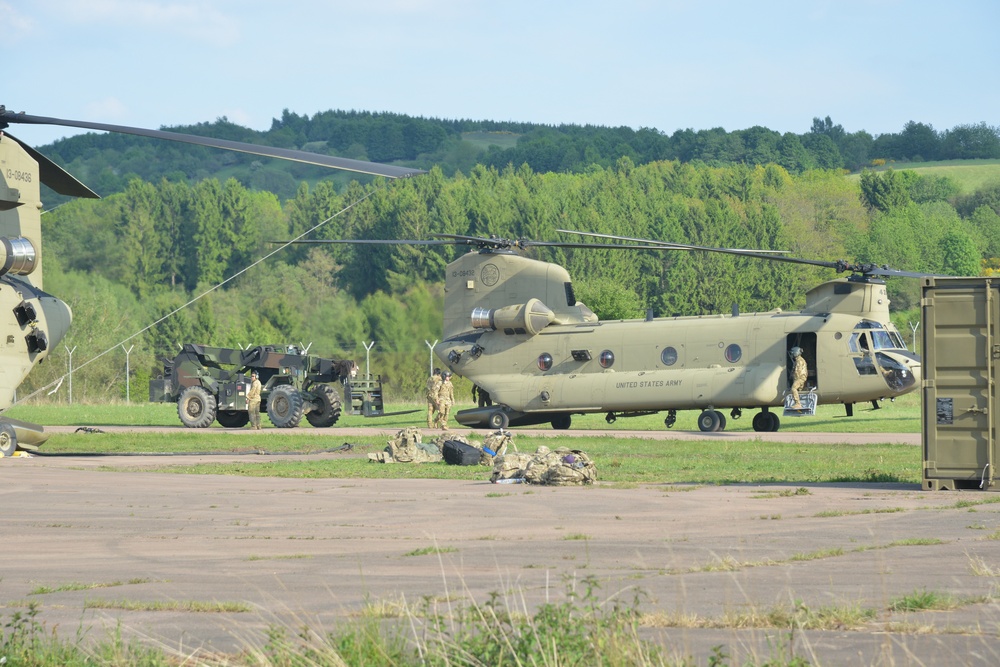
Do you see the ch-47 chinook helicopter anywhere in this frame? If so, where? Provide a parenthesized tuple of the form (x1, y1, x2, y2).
(308, 231, 924, 432)
(0, 105, 422, 453)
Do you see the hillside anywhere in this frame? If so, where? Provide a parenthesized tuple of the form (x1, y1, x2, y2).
(862, 159, 1000, 193)
(36, 111, 1000, 204)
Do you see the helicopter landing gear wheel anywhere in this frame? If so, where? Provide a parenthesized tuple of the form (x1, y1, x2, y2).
(488, 411, 509, 429)
(664, 410, 677, 429)
(0, 423, 17, 456)
(767, 412, 780, 432)
(697, 409, 723, 432)
(551, 414, 572, 430)
(715, 410, 727, 431)
(178, 386, 217, 428)
(753, 411, 781, 432)
(605, 412, 617, 424)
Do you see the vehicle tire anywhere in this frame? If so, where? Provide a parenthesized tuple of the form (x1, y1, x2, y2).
(714, 410, 727, 431)
(306, 384, 342, 428)
(216, 410, 249, 428)
(178, 386, 217, 428)
(267, 385, 304, 428)
(697, 409, 722, 432)
(551, 414, 572, 430)
(488, 410, 509, 429)
(752, 411, 769, 432)
(0, 423, 17, 456)
(767, 412, 781, 432)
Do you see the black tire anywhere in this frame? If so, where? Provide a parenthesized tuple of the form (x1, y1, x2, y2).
(0, 423, 17, 456)
(767, 412, 781, 432)
(752, 411, 769, 432)
(306, 384, 342, 428)
(267, 385, 304, 428)
(714, 410, 727, 431)
(488, 410, 509, 429)
(697, 409, 722, 432)
(551, 414, 572, 430)
(216, 410, 250, 428)
(178, 386, 217, 428)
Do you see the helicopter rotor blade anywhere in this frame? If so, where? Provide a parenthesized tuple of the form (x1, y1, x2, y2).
(0, 108, 425, 179)
(556, 229, 940, 278)
(1, 132, 100, 199)
(277, 234, 693, 253)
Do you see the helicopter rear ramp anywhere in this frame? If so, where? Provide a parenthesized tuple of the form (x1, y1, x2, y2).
(921, 277, 998, 490)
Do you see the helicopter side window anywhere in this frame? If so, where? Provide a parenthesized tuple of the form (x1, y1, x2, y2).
(599, 350, 615, 368)
(724, 344, 742, 363)
(661, 347, 678, 366)
(538, 353, 553, 372)
(851, 332, 878, 375)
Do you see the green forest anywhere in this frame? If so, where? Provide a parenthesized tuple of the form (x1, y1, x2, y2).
(22, 112, 1000, 404)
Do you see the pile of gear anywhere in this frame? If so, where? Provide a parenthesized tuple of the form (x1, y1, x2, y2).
(368, 428, 596, 486)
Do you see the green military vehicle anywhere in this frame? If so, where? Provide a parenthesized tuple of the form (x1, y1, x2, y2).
(150, 344, 382, 428)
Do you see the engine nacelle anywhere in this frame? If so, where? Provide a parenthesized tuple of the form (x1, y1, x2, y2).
(0, 237, 37, 277)
(471, 298, 555, 336)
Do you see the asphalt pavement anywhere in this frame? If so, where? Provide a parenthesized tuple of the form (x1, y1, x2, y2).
(3, 432, 998, 666)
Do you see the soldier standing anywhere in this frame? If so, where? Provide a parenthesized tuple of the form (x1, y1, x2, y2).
(247, 369, 263, 430)
(425, 368, 442, 428)
(789, 347, 808, 409)
(436, 371, 455, 430)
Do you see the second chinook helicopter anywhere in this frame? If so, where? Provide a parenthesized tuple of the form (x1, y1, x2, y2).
(304, 232, 923, 432)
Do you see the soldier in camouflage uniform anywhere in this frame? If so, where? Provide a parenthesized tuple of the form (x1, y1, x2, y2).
(435, 371, 455, 430)
(247, 369, 262, 430)
(789, 346, 808, 409)
(425, 368, 442, 428)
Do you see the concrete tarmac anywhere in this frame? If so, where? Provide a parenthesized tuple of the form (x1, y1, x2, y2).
(3, 434, 999, 665)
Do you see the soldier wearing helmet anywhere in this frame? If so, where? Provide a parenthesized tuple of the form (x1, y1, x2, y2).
(247, 369, 263, 430)
(789, 347, 808, 409)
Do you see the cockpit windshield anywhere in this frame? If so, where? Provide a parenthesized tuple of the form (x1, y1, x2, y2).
(853, 320, 907, 351)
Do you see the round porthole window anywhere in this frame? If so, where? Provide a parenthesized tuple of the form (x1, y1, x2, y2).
(661, 346, 678, 366)
(724, 343, 742, 363)
(599, 350, 615, 368)
(538, 353, 553, 371)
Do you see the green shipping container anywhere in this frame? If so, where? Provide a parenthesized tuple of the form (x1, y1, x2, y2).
(921, 277, 998, 491)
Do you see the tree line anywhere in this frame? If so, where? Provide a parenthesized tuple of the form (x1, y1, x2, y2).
(40, 111, 1000, 206)
(29, 158, 1000, 404)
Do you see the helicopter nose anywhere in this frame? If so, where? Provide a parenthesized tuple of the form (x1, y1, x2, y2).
(877, 350, 921, 395)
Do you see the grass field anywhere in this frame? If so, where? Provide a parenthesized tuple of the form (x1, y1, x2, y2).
(854, 158, 1000, 193)
(7, 390, 921, 433)
(9, 392, 923, 485)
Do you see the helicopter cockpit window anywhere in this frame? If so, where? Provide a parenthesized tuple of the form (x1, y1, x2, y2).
(599, 350, 615, 368)
(538, 353, 553, 371)
(724, 344, 742, 363)
(870, 330, 896, 350)
(661, 347, 678, 366)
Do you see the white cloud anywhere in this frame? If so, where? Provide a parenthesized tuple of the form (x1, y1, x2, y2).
(0, 1, 36, 40)
(40, 0, 240, 46)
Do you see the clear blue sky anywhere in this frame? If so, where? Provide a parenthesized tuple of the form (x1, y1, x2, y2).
(4, 0, 998, 148)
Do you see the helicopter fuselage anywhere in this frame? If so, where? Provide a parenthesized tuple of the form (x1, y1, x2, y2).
(440, 310, 918, 414)
(432, 249, 921, 430)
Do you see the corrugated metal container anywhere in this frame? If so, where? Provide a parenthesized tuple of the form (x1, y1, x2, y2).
(921, 277, 997, 490)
